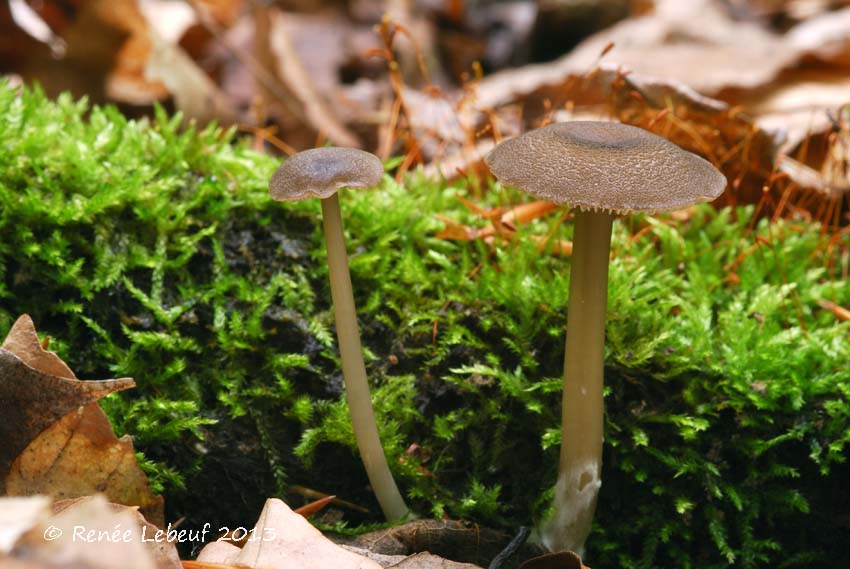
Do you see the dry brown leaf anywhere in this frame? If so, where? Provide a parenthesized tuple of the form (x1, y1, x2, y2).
(473, 0, 850, 132)
(822, 106, 850, 194)
(744, 0, 850, 24)
(144, 24, 237, 124)
(0, 316, 75, 379)
(5, 0, 239, 117)
(404, 87, 467, 145)
(196, 498, 382, 569)
(262, 9, 366, 95)
(773, 103, 849, 224)
(138, 0, 197, 45)
(0, 316, 135, 493)
(0, 495, 52, 554)
(4, 0, 130, 102)
(742, 72, 850, 150)
(787, 5, 850, 64)
(9, 494, 167, 569)
(779, 155, 834, 194)
(0, 1, 54, 71)
(0, 315, 163, 527)
(267, 9, 361, 148)
(387, 552, 482, 569)
(476, 0, 798, 109)
(51, 496, 180, 569)
(195, 541, 242, 565)
(6, 404, 165, 527)
(98, 0, 170, 105)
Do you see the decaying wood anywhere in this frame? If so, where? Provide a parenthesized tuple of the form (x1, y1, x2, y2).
(336, 519, 546, 568)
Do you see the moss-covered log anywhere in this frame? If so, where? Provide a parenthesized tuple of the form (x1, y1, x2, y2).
(1, 82, 848, 568)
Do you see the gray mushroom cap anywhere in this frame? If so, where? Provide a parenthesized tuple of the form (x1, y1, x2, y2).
(269, 147, 384, 201)
(484, 121, 727, 214)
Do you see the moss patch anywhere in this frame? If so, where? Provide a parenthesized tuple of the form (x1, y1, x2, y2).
(1, 82, 848, 568)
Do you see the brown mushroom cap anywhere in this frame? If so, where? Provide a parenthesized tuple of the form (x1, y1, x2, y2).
(484, 121, 727, 214)
(269, 147, 383, 201)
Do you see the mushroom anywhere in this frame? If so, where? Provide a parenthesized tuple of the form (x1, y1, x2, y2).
(484, 121, 726, 553)
(269, 147, 409, 521)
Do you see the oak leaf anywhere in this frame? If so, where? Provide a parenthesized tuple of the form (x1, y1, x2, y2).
(196, 498, 382, 569)
(4, 494, 179, 569)
(0, 315, 163, 526)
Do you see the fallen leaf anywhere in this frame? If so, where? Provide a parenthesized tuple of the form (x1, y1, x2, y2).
(387, 552, 482, 568)
(475, 0, 797, 109)
(267, 8, 361, 148)
(20, 0, 169, 105)
(98, 0, 170, 106)
(6, 404, 165, 527)
(52, 496, 181, 569)
(743, 72, 850, 150)
(9, 494, 169, 569)
(195, 498, 382, 569)
(0, 495, 52, 554)
(144, 24, 237, 124)
(779, 155, 835, 195)
(787, 5, 850, 64)
(195, 541, 241, 565)
(0, 315, 163, 527)
(0, 316, 135, 493)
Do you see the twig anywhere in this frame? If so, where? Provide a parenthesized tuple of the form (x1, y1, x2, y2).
(488, 526, 530, 569)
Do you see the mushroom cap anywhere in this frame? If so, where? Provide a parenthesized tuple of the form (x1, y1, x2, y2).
(484, 121, 727, 214)
(269, 147, 383, 201)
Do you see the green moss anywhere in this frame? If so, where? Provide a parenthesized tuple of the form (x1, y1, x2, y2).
(1, 82, 848, 568)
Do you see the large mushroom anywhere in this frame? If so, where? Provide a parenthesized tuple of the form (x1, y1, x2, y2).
(484, 121, 726, 553)
(269, 147, 409, 521)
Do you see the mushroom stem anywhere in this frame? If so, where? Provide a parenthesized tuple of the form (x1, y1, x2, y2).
(545, 209, 614, 553)
(320, 193, 409, 522)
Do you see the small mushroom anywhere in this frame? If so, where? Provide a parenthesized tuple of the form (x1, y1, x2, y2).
(269, 147, 409, 521)
(484, 121, 726, 554)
